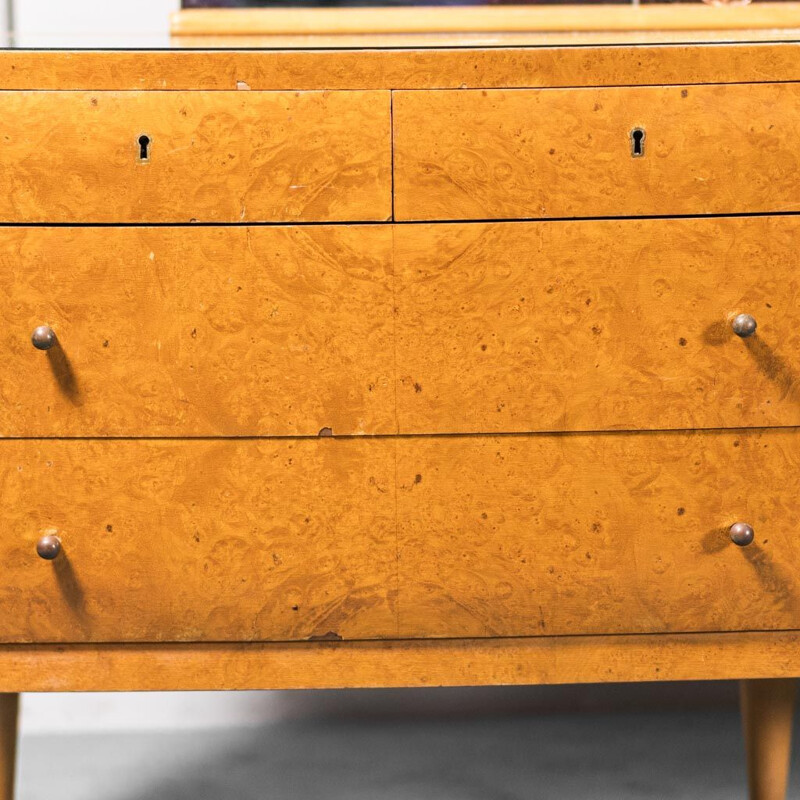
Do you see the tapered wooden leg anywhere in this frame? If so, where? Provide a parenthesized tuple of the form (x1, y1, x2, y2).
(741, 679, 797, 800)
(0, 694, 18, 800)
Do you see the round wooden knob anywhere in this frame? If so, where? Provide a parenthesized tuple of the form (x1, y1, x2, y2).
(731, 314, 757, 338)
(36, 534, 62, 560)
(31, 325, 56, 351)
(729, 522, 755, 547)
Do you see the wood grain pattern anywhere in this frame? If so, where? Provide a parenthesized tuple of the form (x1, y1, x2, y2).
(395, 216, 800, 433)
(741, 679, 797, 800)
(8, 217, 800, 437)
(0, 226, 395, 437)
(396, 429, 800, 638)
(170, 4, 800, 35)
(1, 632, 800, 691)
(393, 83, 800, 220)
(0, 695, 16, 800)
(2, 431, 799, 643)
(0, 91, 391, 223)
(2, 45, 800, 91)
(0, 439, 397, 643)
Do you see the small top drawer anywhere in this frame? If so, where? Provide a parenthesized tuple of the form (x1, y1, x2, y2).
(393, 83, 800, 221)
(0, 90, 391, 223)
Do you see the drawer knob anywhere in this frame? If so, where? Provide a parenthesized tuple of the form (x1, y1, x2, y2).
(36, 534, 62, 560)
(31, 325, 57, 351)
(729, 522, 755, 547)
(731, 314, 757, 338)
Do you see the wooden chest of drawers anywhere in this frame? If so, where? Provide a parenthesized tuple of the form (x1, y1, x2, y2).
(2, 35, 800, 800)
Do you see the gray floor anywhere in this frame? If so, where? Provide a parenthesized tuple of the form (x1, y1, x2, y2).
(18, 708, 797, 800)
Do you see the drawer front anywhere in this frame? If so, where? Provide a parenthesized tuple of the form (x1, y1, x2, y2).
(393, 83, 800, 221)
(3, 432, 797, 643)
(395, 216, 800, 433)
(0, 439, 397, 643)
(0, 226, 395, 437)
(0, 91, 391, 223)
(396, 430, 800, 638)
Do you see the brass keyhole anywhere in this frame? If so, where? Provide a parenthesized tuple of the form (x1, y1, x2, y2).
(137, 134, 151, 162)
(630, 128, 645, 158)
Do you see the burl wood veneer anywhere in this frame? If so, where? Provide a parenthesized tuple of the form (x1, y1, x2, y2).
(0, 91, 391, 223)
(2, 31, 800, 800)
(393, 83, 800, 221)
(1, 226, 394, 436)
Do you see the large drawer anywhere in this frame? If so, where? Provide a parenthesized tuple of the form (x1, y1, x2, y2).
(0, 226, 395, 437)
(1, 431, 797, 643)
(0, 438, 397, 643)
(0, 91, 391, 223)
(393, 83, 800, 221)
(394, 216, 800, 434)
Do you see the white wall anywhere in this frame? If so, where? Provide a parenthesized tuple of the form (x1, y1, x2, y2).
(12, 0, 179, 45)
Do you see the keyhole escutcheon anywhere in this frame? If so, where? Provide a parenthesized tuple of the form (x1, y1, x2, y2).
(138, 134, 151, 162)
(630, 127, 645, 158)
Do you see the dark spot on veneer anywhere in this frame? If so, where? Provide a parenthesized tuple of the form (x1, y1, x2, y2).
(309, 631, 343, 641)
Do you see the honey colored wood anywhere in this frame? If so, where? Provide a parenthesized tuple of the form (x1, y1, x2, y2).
(396, 429, 800, 638)
(741, 679, 797, 800)
(0, 695, 16, 800)
(2, 45, 800, 91)
(0, 226, 394, 437)
(170, 4, 800, 36)
(0, 91, 390, 223)
(395, 216, 800, 434)
(394, 83, 800, 221)
(2, 430, 800, 643)
(1, 632, 800, 692)
(0, 438, 397, 643)
(9, 217, 800, 438)
(171, 30, 800, 48)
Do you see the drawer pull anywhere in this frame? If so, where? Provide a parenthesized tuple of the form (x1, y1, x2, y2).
(36, 534, 62, 560)
(731, 313, 757, 338)
(31, 325, 56, 351)
(729, 522, 755, 547)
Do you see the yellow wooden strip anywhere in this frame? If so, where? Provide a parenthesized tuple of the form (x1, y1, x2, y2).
(1, 45, 800, 91)
(0, 438, 397, 643)
(393, 83, 800, 221)
(0, 226, 395, 437)
(394, 216, 800, 433)
(0, 91, 391, 223)
(171, 5, 800, 36)
(171, 30, 800, 49)
(2, 631, 800, 691)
